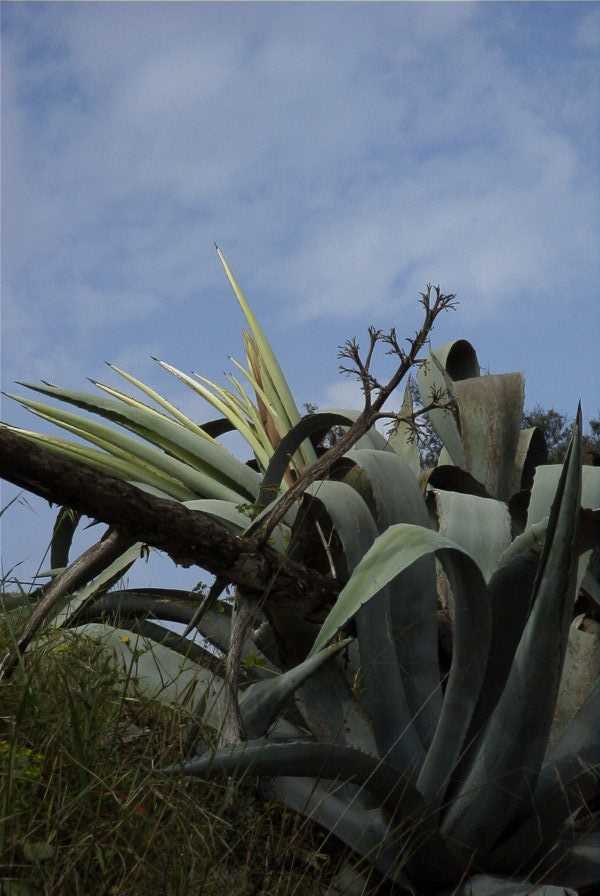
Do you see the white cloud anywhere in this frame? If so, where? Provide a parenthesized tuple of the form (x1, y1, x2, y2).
(2, 3, 599, 586)
(4, 2, 598, 347)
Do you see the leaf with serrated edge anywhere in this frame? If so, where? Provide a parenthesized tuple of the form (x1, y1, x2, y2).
(216, 246, 317, 468)
(13, 381, 260, 500)
(10, 393, 250, 502)
(105, 362, 215, 440)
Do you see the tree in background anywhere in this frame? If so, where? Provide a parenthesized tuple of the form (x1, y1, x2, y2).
(522, 405, 600, 465)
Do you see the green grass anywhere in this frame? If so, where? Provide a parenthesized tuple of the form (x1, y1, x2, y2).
(0, 602, 370, 896)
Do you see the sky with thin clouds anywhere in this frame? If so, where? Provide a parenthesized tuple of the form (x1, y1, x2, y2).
(1, 1, 599, 597)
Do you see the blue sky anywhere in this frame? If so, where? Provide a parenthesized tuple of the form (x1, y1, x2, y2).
(1, 1, 599, 596)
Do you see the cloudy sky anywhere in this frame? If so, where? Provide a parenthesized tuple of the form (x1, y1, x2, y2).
(1, 1, 599, 596)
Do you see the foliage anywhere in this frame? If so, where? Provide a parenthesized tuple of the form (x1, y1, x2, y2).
(410, 390, 600, 472)
(522, 405, 600, 465)
(0, 606, 355, 896)
(1, 251, 599, 895)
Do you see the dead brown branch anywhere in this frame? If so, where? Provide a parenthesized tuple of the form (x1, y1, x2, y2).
(0, 427, 338, 666)
(253, 283, 457, 545)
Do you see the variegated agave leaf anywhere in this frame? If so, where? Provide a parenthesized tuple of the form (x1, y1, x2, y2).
(216, 246, 317, 469)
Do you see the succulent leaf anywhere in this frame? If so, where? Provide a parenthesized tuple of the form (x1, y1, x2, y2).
(252, 411, 355, 513)
(50, 506, 81, 573)
(488, 673, 600, 873)
(451, 373, 524, 501)
(301, 479, 418, 767)
(2, 423, 195, 501)
(385, 383, 421, 476)
(239, 639, 352, 738)
(428, 489, 512, 583)
(261, 776, 418, 890)
(443, 409, 583, 854)
(342, 449, 442, 756)
(12, 382, 260, 500)
(49, 543, 146, 628)
(10, 390, 255, 502)
(510, 425, 548, 496)
(216, 246, 317, 468)
(317, 407, 392, 452)
(103, 362, 217, 440)
(528, 463, 600, 600)
(416, 339, 479, 468)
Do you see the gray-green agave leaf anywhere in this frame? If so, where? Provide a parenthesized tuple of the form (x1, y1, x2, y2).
(443, 408, 583, 854)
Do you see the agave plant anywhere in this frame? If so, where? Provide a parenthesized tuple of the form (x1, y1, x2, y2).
(2, 252, 599, 894)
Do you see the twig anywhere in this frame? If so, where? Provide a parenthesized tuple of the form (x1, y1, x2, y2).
(254, 284, 457, 545)
(0, 528, 132, 681)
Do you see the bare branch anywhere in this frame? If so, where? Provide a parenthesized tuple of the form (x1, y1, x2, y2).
(0, 527, 132, 680)
(0, 427, 339, 667)
(254, 285, 457, 544)
(376, 397, 456, 448)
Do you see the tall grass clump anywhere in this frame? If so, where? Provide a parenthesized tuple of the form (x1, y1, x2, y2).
(0, 562, 360, 896)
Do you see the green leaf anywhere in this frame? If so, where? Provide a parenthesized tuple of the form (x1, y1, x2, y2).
(103, 362, 216, 441)
(451, 373, 524, 501)
(66, 623, 228, 720)
(308, 511, 491, 807)
(416, 339, 479, 468)
(153, 361, 272, 469)
(528, 463, 600, 598)
(385, 384, 421, 476)
(50, 506, 81, 573)
(254, 411, 354, 512)
(510, 426, 548, 496)
(239, 639, 352, 738)
(216, 246, 317, 468)
(50, 543, 144, 628)
(428, 489, 512, 583)
(439, 876, 577, 896)
(299, 478, 412, 766)
(318, 407, 392, 452)
(2, 423, 195, 501)
(444, 408, 583, 855)
(488, 639, 600, 874)
(12, 382, 260, 500)
(341, 449, 442, 757)
(184, 498, 289, 554)
(309, 523, 483, 658)
(159, 736, 422, 823)
(266, 777, 413, 888)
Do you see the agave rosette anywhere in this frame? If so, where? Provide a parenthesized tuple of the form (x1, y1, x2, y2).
(3, 253, 599, 894)
(158, 405, 599, 895)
